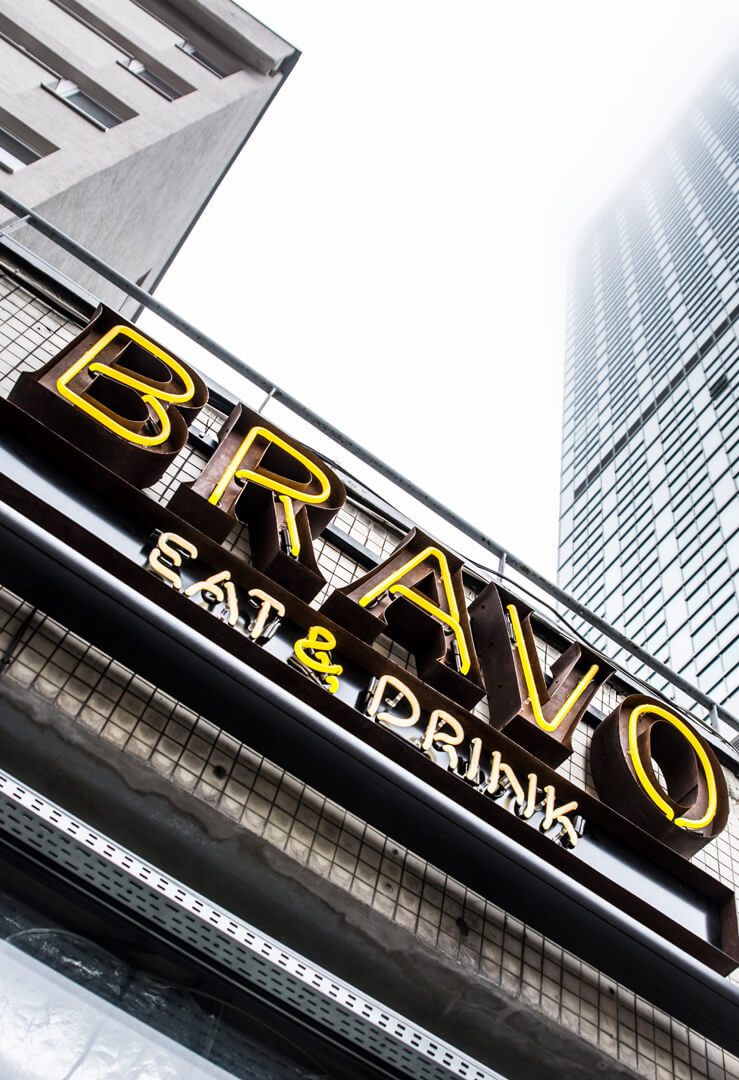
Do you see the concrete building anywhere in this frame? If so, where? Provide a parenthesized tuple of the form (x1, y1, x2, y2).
(558, 55, 739, 716)
(0, 0, 297, 313)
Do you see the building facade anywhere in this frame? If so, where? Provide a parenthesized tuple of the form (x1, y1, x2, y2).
(0, 0, 297, 313)
(1, 15, 739, 1080)
(0, 225, 738, 1078)
(558, 55, 739, 716)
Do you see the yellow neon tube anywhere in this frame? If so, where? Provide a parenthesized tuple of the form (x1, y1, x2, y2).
(246, 589, 285, 641)
(184, 571, 239, 626)
(486, 750, 525, 807)
(293, 626, 343, 694)
(147, 531, 197, 589)
(507, 604, 598, 732)
(522, 773, 538, 819)
(208, 426, 331, 509)
(278, 494, 301, 558)
(57, 325, 196, 447)
(366, 674, 420, 728)
(541, 786, 579, 847)
(465, 736, 483, 781)
(358, 547, 471, 675)
(421, 709, 465, 770)
(628, 703, 717, 830)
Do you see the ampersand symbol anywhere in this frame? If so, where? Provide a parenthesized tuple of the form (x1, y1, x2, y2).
(293, 626, 343, 694)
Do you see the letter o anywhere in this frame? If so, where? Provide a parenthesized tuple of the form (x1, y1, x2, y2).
(590, 694, 728, 857)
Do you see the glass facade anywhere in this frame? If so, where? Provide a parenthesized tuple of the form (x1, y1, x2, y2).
(559, 57, 739, 714)
(0, 811, 398, 1080)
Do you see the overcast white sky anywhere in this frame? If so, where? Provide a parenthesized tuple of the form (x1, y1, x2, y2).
(150, 1, 739, 582)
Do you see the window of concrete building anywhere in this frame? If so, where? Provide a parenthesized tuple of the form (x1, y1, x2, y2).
(41, 2, 194, 100)
(0, 943, 235, 1080)
(0, 23, 133, 128)
(14, 0, 125, 67)
(44, 77, 122, 129)
(126, 0, 238, 76)
(0, 865, 387, 1080)
(119, 57, 181, 100)
(0, 33, 51, 95)
(0, 125, 41, 172)
(177, 39, 227, 78)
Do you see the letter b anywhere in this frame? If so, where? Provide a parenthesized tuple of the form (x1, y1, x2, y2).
(10, 306, 207, 487)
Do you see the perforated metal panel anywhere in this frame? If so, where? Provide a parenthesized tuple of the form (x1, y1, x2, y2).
(0, 769, 505, 1080)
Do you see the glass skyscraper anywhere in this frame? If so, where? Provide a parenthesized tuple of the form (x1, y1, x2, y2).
(559, 55, 739, 715)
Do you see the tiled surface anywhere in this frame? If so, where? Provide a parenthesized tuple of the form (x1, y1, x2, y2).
(0, 278, 80, 396)
(2, 267, 739, 1079)
(1, 584, 739, 1080)
(334, 502, 404, 559)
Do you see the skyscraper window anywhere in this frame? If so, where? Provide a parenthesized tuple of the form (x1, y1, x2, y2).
(44, 78, 123, 129)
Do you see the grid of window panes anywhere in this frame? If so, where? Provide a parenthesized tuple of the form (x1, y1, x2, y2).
(559, 62, 739, 713)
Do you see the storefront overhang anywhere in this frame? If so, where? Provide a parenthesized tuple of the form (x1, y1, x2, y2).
(2, 480, 739, 1055)
(0, 766, 506, 1080)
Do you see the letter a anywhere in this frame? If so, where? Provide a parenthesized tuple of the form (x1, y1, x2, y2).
(321, 527, 484, 710)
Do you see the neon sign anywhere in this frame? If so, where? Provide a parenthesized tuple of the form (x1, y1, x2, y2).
(5, 308, 732, 880)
